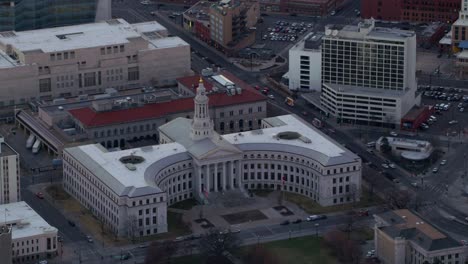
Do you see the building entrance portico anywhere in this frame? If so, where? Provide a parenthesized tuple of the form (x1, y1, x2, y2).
(195, 158, 242, 203)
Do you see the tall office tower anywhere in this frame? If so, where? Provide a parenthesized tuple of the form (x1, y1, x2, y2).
(0, 137, 20, 205)
(320, 19, 420, 126)
(0, 0, 111, 32)
(0, 225, 12, 264)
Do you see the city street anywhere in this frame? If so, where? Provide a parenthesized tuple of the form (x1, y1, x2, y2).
(116, 0, 468, 241)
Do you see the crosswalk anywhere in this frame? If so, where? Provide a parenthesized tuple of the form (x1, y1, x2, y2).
(423, 183, 448, 195)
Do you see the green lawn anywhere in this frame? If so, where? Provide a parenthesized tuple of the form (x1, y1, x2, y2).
(284, 187, 383, 215)
(241, 236, 336, 264)
(170, 198, 199, 210)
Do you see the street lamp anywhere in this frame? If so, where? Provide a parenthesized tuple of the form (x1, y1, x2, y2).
(314, 223, 319, 237)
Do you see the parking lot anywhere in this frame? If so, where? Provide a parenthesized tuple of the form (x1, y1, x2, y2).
(419, 86, 468, 137)
(254, 17, 316, 54)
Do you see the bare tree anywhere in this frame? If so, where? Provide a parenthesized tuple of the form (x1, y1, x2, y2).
(324, 229, 362, 264)
(348, 183, 359, 207)
(127, 215, 138, 243)
(144, 240, 179, 264)
(245, 245, 279, 264)
(384, 189, 412, 209)
(199, 228, 240, 262)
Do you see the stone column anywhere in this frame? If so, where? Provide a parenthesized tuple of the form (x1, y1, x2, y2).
(205, 164, 210, 193)
(237, 160, 241, 188)
(222, 162, 227, 191)
(214, 163, 218, 192)
(229, 161, 234, 188)
(197, 166, 202, 195)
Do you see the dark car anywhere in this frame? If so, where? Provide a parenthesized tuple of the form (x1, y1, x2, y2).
(68, 220, 76, 227)
(280, 220, 290, 225)
(357, 209, 369, 216)
(292, 219, 302, 224)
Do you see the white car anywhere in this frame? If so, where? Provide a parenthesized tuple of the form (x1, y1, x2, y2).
(449, 120, 459, 125)
(381, 163, 389, 169)
(440, 160, 447, 165)
(388, 163, 396, 169)
(389, 131, 398, 137)
(267, 94, 275, 99)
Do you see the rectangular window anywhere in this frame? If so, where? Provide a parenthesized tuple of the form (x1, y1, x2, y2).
(39, 78, 51, 93)
(128, 67, 139, 81)
(84, 72, 96, 87)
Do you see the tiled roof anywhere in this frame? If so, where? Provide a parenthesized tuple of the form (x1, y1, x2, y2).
(69, 78, 265, 128)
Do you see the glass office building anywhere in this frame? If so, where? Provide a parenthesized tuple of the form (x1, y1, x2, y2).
(0, 0, 110, 32)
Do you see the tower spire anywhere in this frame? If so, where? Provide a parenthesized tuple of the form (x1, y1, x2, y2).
(190, 77, 214, 141)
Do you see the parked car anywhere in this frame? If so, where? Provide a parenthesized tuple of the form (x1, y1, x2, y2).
(280, 220, 290, 225)
(68, 220, 76, 227)
(449, 120, 459, 125)
(357, 209, 369, 216)
(432, 167, 439, 173)
(36, 192, 44, 199)
(306, 215, 326, 221)
(292, 219, 302, 224)
(440, 160, 447, 165)
(389, 131, 398, 137)
(381, 163, 389, 169)
(267, 94, 275, 99)
(388, 163, 396, 169)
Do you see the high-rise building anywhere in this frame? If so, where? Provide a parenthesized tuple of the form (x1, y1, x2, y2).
(0, 0, 111, 32)
(0, 137, 20, 205)
(361, 0, 460, 23)
(209, 0, 259, 51)
(288, 33, 323, 91)
(453, 0, 468, 77)
(0, 18, 191, 106)
(452, 0, 468, 47)
(320, 19, 421, 126)
(0, 225, 12, 264)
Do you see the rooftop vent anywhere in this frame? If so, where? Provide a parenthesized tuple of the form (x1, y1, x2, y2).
(125, 163, 136, 171)
(276, 131, 301, 140)
(0, 32, 16, 38)
(119, 155, 145, 164)
(106, 19, 122, 25)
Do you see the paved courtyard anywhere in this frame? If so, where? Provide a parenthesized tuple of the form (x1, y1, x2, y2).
(176, 190, 309, 234)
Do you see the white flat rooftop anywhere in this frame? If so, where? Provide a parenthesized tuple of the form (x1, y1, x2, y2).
(0, 201, 57, 239)
(223, 115, 358, 165)
(0, 19, 178, 53)
(66, 143, 191, 197)
(453, 18, 468, 27)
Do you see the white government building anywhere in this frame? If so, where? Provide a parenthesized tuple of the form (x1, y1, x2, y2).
(0, 201, 58, 263)
(0, 18, 191, 106)
(63, 79, 362, 237)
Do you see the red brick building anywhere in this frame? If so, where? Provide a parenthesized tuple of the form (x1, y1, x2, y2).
(361, 0, 460, 23)
(260, 0, 343, 16)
